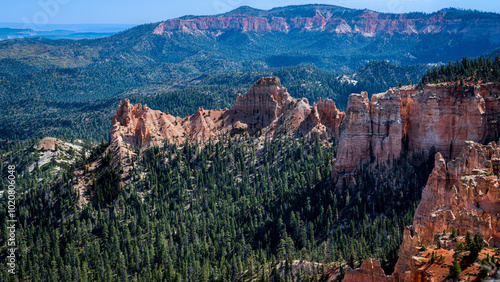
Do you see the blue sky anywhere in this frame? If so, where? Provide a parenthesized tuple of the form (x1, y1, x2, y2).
(2, 0, 499, 26)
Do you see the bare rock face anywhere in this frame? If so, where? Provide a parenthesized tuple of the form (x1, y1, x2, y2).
(316, 98, 346, 138)
(334, 90, 402, 174)
(391, 227, 422, 281)
(345, 141, 500, 282)
(34, 137, 64, 151)
(338, 83, 500, 280)
(110, 77, 345, 152)
(152, 8, 500, 38)
(333, 83, 500, 177)
(343, 259, 396, 282)
(402, 83, 500, 160)
(107, 76, 345, 202)
(111, 99, 186, 148)
(230, 77, 294, 132)
(393, 141, 500, 280)
(334, 92, 371, 174)
(401, 84, 493, 160)
(227, 77, 345, 138)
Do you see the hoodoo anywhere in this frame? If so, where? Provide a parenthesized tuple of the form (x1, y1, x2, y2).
(344, 140, 500, 281)
(110, 77, 345, 151)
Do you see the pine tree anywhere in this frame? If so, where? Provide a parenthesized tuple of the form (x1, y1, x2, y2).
(451, 227, 458, 239)
(449, 259, 461, 281)
(469, 232, 485, 261)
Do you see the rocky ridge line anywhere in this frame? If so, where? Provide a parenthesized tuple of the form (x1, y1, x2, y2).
(110, 76, 344, 150)
(344, 141, 500, 281)
(334, 82, 500, 186)
(153, 8, 500, 38)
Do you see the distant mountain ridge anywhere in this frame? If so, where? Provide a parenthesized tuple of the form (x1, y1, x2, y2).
(154, 5, 500, 39)
(0, 28, 36, 40)
(2, 4, 499, 75)
(2, 4, 500, 143)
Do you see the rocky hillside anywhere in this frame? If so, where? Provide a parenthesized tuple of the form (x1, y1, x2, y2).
(344, 140, 500, 281)
(2, 5, 499, 144)
(28, 137, 85, 174)
(109, 78, 500, 184)
(105, 77, 345, 196)
(110, 76, 344, 153)
(395, 141, 500, 280)
(1, 5, 498, 91)
(11, 75, 500, 281)
(155, 5, 500, 39)
(106, 77, 500, 281)
(334, 82, 500, 183)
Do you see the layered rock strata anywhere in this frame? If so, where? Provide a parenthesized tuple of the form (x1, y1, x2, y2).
(336, 83, 500, 281)
(333, 90, 402, 173)
(334, 83, 500, 176)
(153, 7, 500, 39)
(110, 77, 345, 150)
(110, 78, 500, 282)
(112, 81, 500, 177)
(344, 141, 500, 281)
(343, 259, 396, 282)
(394, 141, 500, 281)
(109, 77, 500, 282)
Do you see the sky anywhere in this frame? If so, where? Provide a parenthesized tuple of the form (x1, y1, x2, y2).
(1, 0, 499, 27)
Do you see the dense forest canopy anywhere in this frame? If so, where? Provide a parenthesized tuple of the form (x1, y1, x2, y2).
(1, 8, 500, 278)
(0, 133, 435, 281)
(421, 55, 500, 84)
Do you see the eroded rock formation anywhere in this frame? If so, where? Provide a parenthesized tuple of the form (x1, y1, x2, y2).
(344, 141, 500, 281)
(394, 141, 500, 281)
(334, 90, 402, 174)
(336, 83, 500, 281)
(109, 77, 500, 282)
(111, 80, 500, 184)
(153, 7, 500, 39)
(343, 259, 396, 282)
(334, 83, 500, 178)
(34, 137, 66, 151)
(110, 77, 345, 151)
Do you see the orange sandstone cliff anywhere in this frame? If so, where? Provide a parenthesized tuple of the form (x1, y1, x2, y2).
(110, 77, 345, 150)
(153, 8, 500, 39)
(339, 82, 500, 281)
(344, 141, 500, 281)
(334, 83, 500, 182)
(111, 80, 500, 181)
(109, 78, 500, 281)
(394, 141, 500, 281)
(343, 259, 396, 282)
(333, 89, 402, 174)
(108, 77, 347, 188)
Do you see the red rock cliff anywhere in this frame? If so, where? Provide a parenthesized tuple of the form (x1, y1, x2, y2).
(344, 141, 500, 281)
(334, 83, 500, 178)
(401, 84, 494, 160)
(110, 77, 345, 151)
(111, 99, 187, 147)
(334, 89, 402, 174)
(343, 259, 397, 282)
(393, 141, 500, 280)
(230, 77, 294, 131)
(153, 8, 500, 39)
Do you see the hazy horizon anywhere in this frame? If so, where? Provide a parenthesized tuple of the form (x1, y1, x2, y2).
(0, 22, 136, 32)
